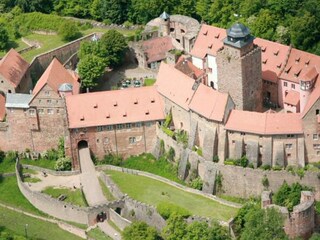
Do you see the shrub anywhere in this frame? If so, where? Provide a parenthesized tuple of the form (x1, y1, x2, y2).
(272, 165, 283, 171)
(261, 175, 269, 189)
(122, 221, 159, 240)
(58, 21, 82, 41)
(54, 157, 71, 171)
(167, 147, 175, 161)
(212, 155, 219, 163)
(189, 176, 203, 190)
(156, 202, 191, 220)
(162, 126, 174, 137)
(159, 139, 165, 157)
(238, 156, 248, 167)
(315, 201, 320, 215)
(296, 167, 305, 179)
(5, 151, 18, 163)
(45, 149, 59, 161)
(196, 148, 203, 157)
(248, 163, 254, 169)
(99, 154, 123, 166)
(175, 130, 188, 148)
(224, 159, 235, 165)
(260, 164, 271, 170)
(123, 21, 133, 28)
(215, 172, 223, 193)
(163, 112, 172, 128)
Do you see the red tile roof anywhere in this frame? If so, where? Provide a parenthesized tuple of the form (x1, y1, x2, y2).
(66, 86, 165, 128)
(284, 90, 300, 106)
(32, 58, 80, 100)
(225, 110, 303, 135)
(175, 56, 205, 79)
(156, 62, 195, 110)
(280, 48, 320, 84)
(0, 94, 5, 121)
(189, 84, 229, 122)
(0, 49, 29, 87)
(253, 38, 290, 83)
(301, 74, 320, 118)
(142, 36, 174, 63)
(156, 62, 229, 122)
(190, 24, 226, 58)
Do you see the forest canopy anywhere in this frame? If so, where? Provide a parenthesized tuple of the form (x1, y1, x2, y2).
(0, 0, 319, 54)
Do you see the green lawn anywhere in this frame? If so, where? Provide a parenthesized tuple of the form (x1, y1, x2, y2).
(0, 206, 83, 240)
(143, 78, 156, 86)
(87, 227, 112, 240)
(99, 179, 116, 201)
(0, 160, 15, 174)
(42, 186, 88, 207)
(106, 170, 238, 221)
(20, 158, 56, 170)
(122, 154, 184, 184)
(0, 176, 44, 216)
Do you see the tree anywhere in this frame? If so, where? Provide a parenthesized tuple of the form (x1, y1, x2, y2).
(58, 21, 82, 41)
(240, 207, 288, 240)
(209, 221, 231, 240)
(0, 23, 9, 50)
(183, 221, 210, 240)
(78, 54, 106, 89)
(122, 222, 159, 240)
(90, 0, 128, 24)
(161, 213, 187, 240)
(99, 30, 127, 68)
(196, 0, 212, 23)
(174, 0, 198, 19)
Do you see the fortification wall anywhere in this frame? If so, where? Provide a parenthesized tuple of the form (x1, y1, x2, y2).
(109, 208, 131, 231)
(199, 162, 320, 200)
(29, 33, 95, 81)
(16, 162, 89, 224)
(22, 164, 80, 176)
(122, 196, 166, 231)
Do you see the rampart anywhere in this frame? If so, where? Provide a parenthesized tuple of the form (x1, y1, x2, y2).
(29, 33, 95, 81)
(263, 191, 315, 239)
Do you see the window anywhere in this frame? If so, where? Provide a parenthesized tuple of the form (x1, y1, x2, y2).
(316, 109, 320, 115)
(97, 126, 104, 132)
(116, 124, 124, 130)
(126, 123, 132, 129)
(313, 144, 320, 150)
(146, 122, 152, 127)
(106, 125, 113, 131)
(129, 137, 136, 144)
(287, 134, 295, 138)
(56, 109, 59, 114)
(45, 91, 50, 96)
(284, 82, 288, 87)
(313, 134, 319, 140)
(135, 122, 142, 128)
(47, 99, 52, 104)
(29, 109, 35, 115)
(291, 84, 295, 89)
(240, 132, 246, 136)
(285, 144, 293, 149)
(317, 151, 320, 156)
(38, 109, 44, 114)
(47, 109, 54, 114)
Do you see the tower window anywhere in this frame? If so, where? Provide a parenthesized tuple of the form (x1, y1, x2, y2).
(283, 82, 288, 87)
(316, 109, 320, 115)
(291, 84, 295, 89)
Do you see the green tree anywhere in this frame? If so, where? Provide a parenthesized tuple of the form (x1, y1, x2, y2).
(122, 222, 159, 240)
(90, 0, 128, 24)
(196, 0, 212, 23)
(161, 213, 187, 240)
(78, 55, 105, 89)
(0, 23, 9, 50)
(183, 221, 210, 240)
(240, 207, 287, 240)
(58, 21, 82, 41)
(247, 9, 277, 40)
(209, 221, 231, 240)
(174, 0, 198, 19)
(240, 0, 266, 18)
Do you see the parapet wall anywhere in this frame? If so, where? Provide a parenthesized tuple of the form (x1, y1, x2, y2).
(16, 162, 89, 225)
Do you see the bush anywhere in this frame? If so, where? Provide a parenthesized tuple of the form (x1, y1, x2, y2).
(45, 149, 59, 161)
(196, 148, 203, 156)
(175, 130, 188, 148)
(167, 147, 175, 161)
(5, 151, 18, 163)
(162, 126, 174, 138)
(189, 176, 203, 190)
(58, 21, 82, 41)
(99, 154, 123, 166)
(224, 159, 235, 165)
(272, 165, 283, 171)
(213, 155, 219, 163)
(261, 175, 269, 189)
(156, 202, 191, 220)
(260, 164, 271, 170)
(122, 221, 159, 240)
(54, 157, 71, 171)
(163, 112, 172, 128)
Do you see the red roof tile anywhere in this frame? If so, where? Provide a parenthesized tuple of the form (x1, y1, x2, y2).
(280, 49, 320, 84)
(189, 84, 229, 122)
(142, 36, 174, 63)
(0, 49, 29, 87)
(301, 74, 320, 118)
(225, 110, 303, 135)
(284, 90, 300, 106)
(32, 58, 80, 99)
(190, 24, 226, 58)
(156, 62, 196, 110)
(66, 86, 165, 128)
(175, 56, 205, 79)
(0, 94, 5, 121)
(253, 38, 290, 82)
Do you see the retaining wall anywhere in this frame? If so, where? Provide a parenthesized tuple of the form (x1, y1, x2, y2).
(22, 164, 80, 176)
(99, 172, 124, 199)
(109, 208, 131, 231)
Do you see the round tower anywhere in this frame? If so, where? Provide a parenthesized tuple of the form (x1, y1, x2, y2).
(159, 11, 170, 37)
(299, 67, 318, 112)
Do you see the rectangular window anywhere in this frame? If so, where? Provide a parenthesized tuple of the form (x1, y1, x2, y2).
(145, 121, 152, 127)
(284, 82, 288, 87)
(285, 144, 293, 149)
(287, 134, 295, 138)
(29, 109, 35, 115)
(38, 109, 44, 114)
(97, 126, 103, 132)
(45, 91, 50, 96)
(126, 123, 132, 129)
(313, 134, 318, 140)
(116, 124, 124, 130)
(47, 109, 54, 114)
(313, 144, 320, 150)
(129, 137, 136, 144)
(240, 132, 246, 136)
(106, 125, 113, 131)
(47, 99, 52, 104)
(135, 122, 142, 128)
(291, 84, 295, 89)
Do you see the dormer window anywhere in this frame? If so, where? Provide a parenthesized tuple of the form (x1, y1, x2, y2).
(145, 110, 150, 115)
(203, 30, 208, 36)
(80, 116, 84, 121)
(94, 103, 98, 108)
(123, 112, 127, 117)
(277, 63, 282, 69)
(305, 59, 310, 66)
(261, 46, 266, 52)
(113, 101, 117, 107)
(208, 44, 213, 49)
(134, 99, 138, 104)
(295, 57, 300, 63)
(294, 69, 301, 77)
(106, 113, 110, 118)
(273, 50, 279, 56)
(262, 59, 268, 64)
(285, 66, 291, 74)
(150, 97, 155, 103)
(214, 33, 220, 39)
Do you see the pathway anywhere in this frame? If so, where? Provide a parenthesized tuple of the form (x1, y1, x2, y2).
(78, 146, 107, 206)
(98, 222, 121, 240)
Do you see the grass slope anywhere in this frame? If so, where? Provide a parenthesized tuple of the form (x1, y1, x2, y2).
(20, 158, 56, 170)
(87, 227, 112, 240)
(107, 170, 237, 221)
(0, 206, 82, 240)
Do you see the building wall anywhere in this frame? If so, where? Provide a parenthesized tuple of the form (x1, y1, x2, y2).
(16, 70, 33, 94)
(217, 44, 262, 111)
(262, 80, 278, 106)
(192, 56, 204, 70)
(302, 98, 320, 163)
(0, 75, 15, 93)
(69, 121, 158, 170)
(207, 55, 218, 89)
(278, 79, 299, 108)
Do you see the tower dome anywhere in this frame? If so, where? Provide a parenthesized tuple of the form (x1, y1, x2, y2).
(224, 23, 254, 48)
(159, 11, 170, 20)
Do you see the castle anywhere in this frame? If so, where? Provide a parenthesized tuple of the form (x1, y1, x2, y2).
(0, 13, 319, 173)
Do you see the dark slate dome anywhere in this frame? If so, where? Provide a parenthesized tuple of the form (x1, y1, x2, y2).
(159, 11, 170, 20)
(223, 23, 254, 49)
(227, 23, 250, 38)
